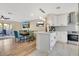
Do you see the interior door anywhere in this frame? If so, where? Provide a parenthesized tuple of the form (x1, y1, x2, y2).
(3, 24, 13, 35)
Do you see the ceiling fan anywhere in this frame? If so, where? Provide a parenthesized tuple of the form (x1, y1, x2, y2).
(39, 8, 46, 14)
(0, 15, 10, 20)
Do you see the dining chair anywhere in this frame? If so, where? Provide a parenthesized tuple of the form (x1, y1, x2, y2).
(14, 31, 27, 42)
(26, 31, 34, 41)
(14, 31, 20, 42)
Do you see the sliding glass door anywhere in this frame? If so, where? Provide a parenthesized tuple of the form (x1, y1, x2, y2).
(0, 23, 13, 36)
(0, 23, 3, 36)
(4, 24, 13, 36)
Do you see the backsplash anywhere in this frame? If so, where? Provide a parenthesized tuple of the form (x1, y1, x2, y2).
(55, 25, 79, 31)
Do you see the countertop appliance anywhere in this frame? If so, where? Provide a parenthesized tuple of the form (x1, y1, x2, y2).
(49, 26, 56, 32)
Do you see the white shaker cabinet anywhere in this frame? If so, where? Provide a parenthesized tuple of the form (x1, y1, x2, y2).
(60, 14, 68, 26)
(36, 32, 56, 52)
(51, 15, 57, 26)
(47, 14, 68, 26)
(57, 14, 68, 26)
(47, 15, 57, 26)
(50, 32, 56, 50)
(56, 31, 67, 43)
(36, 32, 50, 52)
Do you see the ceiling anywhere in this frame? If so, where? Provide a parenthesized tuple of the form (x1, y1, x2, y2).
(0, 3, 78, 22)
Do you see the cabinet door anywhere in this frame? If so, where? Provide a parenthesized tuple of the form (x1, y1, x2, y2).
(47, 14, 68, 26)
(56, 15, 61, 26)
(57, 14, 68, 26)
(60, 14, 68, 26)
(50, 32, 56, 42)
(36, 33, 50, 51)
(56, 32, 61, 41)
(52, 15, 57, 26)
(47, 15, 57, 26)
(60, 32, 67, 42)
(53, 14, 68, 26)
(56, 32, 67, 43)
(50, 32, 56, 50)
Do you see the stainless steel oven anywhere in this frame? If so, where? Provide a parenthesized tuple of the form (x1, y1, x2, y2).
(68, 31, 79, 45)
(68, 34, 78, 42)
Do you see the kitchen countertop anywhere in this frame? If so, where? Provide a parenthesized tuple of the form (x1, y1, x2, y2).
(35, 31, 67, 33)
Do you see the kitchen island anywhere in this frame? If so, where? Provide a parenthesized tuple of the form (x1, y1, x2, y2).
(36, 32, 57, 53)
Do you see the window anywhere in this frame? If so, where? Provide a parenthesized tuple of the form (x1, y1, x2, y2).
(4, 24, 9, 30)
(0, 23, 13, 36)
(0, 23, 2, 33)
(9, 24, 12, 29)
(0, 23, 2, 28)
(22, 22, 30, 28)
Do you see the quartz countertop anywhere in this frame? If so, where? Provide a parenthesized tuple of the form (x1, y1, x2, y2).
(34, 31, 57, 35)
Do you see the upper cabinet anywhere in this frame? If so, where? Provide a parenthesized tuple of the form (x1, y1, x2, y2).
(57, 14, 68, 26)
(47, 14, 68, 26)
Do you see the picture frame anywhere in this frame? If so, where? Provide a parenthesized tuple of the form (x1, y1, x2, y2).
(22, 21, 30, 28)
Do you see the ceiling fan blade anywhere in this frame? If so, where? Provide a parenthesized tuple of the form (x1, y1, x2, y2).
(39, 8, 46, 14)
(0, 15, 10, 19)
(4, 18, 10, 19)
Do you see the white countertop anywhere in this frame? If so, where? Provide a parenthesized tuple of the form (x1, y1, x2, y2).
(35, 32, 50, 33)
(34, 31, 68, 35)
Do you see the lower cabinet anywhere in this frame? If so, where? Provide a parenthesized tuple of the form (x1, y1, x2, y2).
(50, 32, 57, 50)
(56, 31, 67, 43)
(36, 32, 57, 52)
(36, 31, 67, 53)
(36, 33, 50, 52)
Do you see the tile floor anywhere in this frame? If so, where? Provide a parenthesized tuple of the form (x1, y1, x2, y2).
(30, 41, 79, 56)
